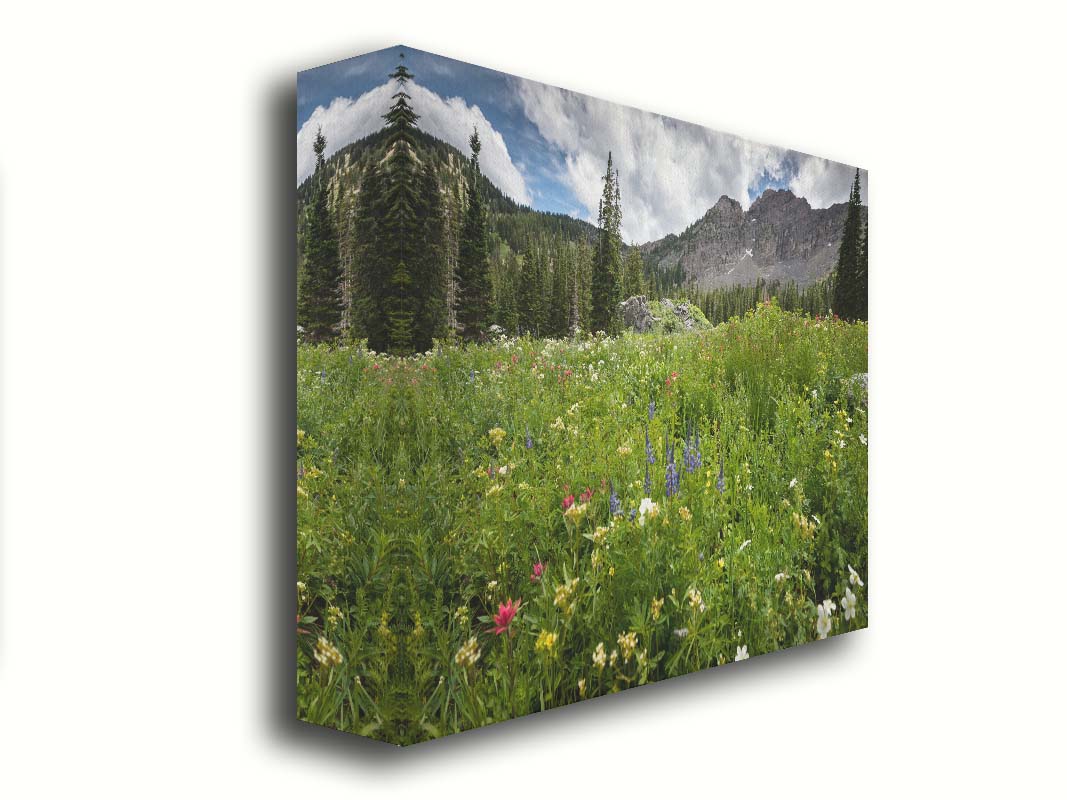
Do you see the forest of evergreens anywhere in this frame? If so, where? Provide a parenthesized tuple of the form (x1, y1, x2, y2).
(297, 56, 868, 352)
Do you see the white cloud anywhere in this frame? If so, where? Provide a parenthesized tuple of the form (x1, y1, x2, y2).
(515, 80, 862, 243)
(789, 158, 868, 209)
(296, 81, 532, 205)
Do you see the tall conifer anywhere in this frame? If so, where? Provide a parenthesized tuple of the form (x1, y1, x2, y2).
(591, 153, 623, 333)
(457, 128, 491, 340)
(297, 127, 343, 341)
(833, 169, 866, 321)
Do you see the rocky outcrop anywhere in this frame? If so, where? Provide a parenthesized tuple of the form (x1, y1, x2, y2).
(639, 189, 867, 290)
(620, 295, 657, 333)
(619, 296, 711, 334)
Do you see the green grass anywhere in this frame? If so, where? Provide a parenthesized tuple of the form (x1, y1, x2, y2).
(296, 301, 868, 744)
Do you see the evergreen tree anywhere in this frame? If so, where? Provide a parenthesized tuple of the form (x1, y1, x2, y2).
(352, 56, 448, 354)
(352, 161, 388, 348)
(457, 128, 492, 340)
(549, 246, 569, 338)
(516, 241, 549, 336)
(622, 246, 646, 299)
(833, 169, 866, 321)
(297, 127, 343, 341)
(591, 153, 623, 333)
(858, 221, 868, 321)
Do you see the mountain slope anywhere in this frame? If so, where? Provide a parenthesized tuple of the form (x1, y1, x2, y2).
(639, 189, 867, 290)
(297, 127, 599, 257)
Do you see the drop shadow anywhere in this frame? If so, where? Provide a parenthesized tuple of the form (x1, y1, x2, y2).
(259, 40, 402, 761)
(280, 631, 862, 769)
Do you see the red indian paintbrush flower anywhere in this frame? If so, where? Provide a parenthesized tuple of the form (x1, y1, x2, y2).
(493, 598, 521, 635)
(530, 562, 545, 583)
(579, 487, 594, 503)
(561, 494, 575, 510)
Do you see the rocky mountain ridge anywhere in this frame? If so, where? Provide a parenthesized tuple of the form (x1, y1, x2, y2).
(639, 188, 867, 289)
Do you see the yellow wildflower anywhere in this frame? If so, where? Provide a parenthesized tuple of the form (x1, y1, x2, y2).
(651, 597, 664, 620)
(454, 636, 481, 667)
(313, 636, 343, 668)
(617, 631, 638, 662)
(488, 427, 506, 446)
(592, 642, 607, 670)
(563, 502, 588, 525)
(535, 630, 558, 653)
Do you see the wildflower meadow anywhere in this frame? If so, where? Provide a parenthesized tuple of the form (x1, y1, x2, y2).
(296, 302, 868, 744)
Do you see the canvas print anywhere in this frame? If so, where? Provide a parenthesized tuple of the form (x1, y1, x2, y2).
(296, 45, 868, 745)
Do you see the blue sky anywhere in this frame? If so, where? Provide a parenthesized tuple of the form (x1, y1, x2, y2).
(297, 45, 866, 244)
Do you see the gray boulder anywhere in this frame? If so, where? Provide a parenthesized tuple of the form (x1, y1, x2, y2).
(620, 295, 657, 333)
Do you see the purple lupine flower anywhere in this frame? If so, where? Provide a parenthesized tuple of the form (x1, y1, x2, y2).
(716, 458, 726, 493)
(525, 425, 533, 449)
(629, 508, 637, 522)
(665, 440, 680, 498)
(469, 369, 475, 383)
(319, 368, 326, 384)
(644, 463, 652, 496)
(649, 399, 656, 421)
(684, 422, 702, 474)
(609, 481, 621, 516)
(645, 425, 655, 465)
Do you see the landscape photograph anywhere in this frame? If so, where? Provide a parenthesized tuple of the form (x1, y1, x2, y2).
(296, 45, 869, 745)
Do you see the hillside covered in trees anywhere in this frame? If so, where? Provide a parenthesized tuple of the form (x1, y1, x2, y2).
(297, 56, 868, 352)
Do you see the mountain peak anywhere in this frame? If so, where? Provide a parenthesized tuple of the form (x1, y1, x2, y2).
(705, 195, 742, 218)
(749, 188, 808, 214)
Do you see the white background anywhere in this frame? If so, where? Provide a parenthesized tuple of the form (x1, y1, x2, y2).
(2, 2, 1065, 796)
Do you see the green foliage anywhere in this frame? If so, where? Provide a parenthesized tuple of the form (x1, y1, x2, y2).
(833, 169, 867, 321)
(591, 153, 623, 334)
(297, 127, 343, 341)
(350, 57, 447, 355)
(622, 247, 645, 299)
(457, 128, 492, 341)
(297, 304, 868, 743)
(690, 276, 836, 326)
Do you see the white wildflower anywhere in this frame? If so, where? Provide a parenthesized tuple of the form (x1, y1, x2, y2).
(638, 497, 660, 527)
(738, 539, 751, 552)
(592, 641, 607, 670)
(816, 603, 833, 640)
(848, 564, 865, 587)
(842, 587, 858, 621)
(735, 645, 749, 661)
(789, 477, 798, 489)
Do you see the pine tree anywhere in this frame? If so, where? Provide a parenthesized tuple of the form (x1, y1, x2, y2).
(622, 246, 645, 299)
(352, 160, 388, 350)
(858, 221, 868, 321)
(549, 245, 570, 338)
(591, 153, 623, 333)
(457, 127, 491, 341)
(833, 169, 866, 321)
(297, 127, 343, 341)
(352, 56, 447, 354)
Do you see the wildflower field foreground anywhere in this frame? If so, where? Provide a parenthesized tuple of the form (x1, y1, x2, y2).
(296, 302, 868, 744)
